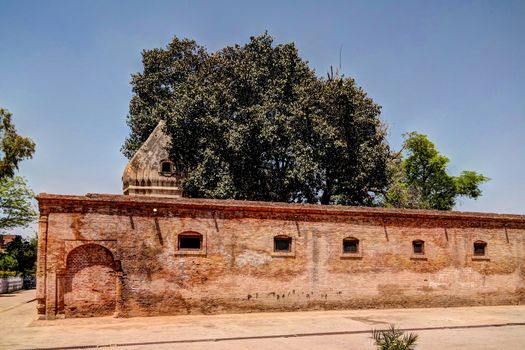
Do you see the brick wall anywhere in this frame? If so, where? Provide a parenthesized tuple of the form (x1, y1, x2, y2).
(64, 244, 116, 317)
(36, 194, 525, 319)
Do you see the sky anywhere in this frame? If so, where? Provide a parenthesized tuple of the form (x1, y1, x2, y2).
(1, 0, 524, 226)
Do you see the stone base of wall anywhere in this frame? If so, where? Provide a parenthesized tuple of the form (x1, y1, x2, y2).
(117, 288, 525, 318)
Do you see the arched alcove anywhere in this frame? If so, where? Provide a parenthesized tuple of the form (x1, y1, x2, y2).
(64, 244, 116, 318)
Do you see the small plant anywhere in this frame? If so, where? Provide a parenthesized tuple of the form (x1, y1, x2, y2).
(372, 324, 418, 350)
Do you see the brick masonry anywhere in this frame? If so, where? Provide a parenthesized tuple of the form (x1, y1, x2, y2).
(36, 193, 525, 319)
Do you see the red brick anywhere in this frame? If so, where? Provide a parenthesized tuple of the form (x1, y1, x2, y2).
(36, 193, 525, 319)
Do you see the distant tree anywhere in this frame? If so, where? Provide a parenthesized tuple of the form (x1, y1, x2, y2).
(3, 235, 37, 276)
(383, 132, 488, 210)
(0, 176, 37, 232)
(0, 108, 35, 180)
(123, 34, 390, 205)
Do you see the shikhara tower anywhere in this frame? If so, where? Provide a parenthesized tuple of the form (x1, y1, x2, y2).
(122, 121, 182, 198)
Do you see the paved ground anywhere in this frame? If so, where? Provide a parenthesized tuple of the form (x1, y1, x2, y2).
(1, 290, 525, 350)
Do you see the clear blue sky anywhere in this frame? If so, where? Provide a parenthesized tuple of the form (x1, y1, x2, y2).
(1, 0, 524, 216)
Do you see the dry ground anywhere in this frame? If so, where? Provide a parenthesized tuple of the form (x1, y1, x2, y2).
(1, 290, 525, 349)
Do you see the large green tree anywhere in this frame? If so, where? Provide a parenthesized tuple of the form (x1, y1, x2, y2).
(0, 109, 37, 273)
(383, 132, 488, 210)
(1, 235, 37, 276)
(0, 108, 35, 179)
(0, 176, 37, 232)
(0, 108, 37, 233)
(123, 34, 390, 205)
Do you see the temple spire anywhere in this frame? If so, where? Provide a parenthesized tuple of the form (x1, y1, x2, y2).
(122, 121, 181, 198)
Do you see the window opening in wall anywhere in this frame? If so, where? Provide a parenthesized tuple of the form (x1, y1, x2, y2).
(412, 240, 424, 254)
(343, 238, 359, 253)
(178, 233, 202, 250)
(160, 161, 173, 175)
(274, 236, 292, 252)
(474, 241, 487, 256)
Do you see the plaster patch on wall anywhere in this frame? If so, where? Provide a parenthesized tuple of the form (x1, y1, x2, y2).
(235, 251, 272, 268)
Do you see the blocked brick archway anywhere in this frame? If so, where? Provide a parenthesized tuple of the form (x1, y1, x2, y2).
(65, 244, 116, 318)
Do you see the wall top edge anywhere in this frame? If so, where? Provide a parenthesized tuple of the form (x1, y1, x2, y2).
(35, 193, 525, 224)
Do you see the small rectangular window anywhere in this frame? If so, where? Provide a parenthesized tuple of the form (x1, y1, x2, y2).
(474, 241, 486, 256)
(412, 241, 424, 254)
(343, 240, 359, 253)
(179, 235, 202, 250)
(162, 162, 172, 173)
(274, 236, 291, 252)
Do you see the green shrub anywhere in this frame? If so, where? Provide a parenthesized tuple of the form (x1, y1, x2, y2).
(0, 270, 18, 277)
(372, 324, 418, 350)
(0, 254, 18, 272)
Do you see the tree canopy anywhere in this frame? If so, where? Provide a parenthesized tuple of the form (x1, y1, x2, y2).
(0, 176, 37, 232)
(123, 34, 390, 205)
(0, 108, 35, 180)
(383, 132, 489, 210)
(0, 235, 37, 276)
(0, 108, 37, 233)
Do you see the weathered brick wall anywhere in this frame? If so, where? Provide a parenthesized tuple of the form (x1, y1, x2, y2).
(36, 194, 525, 319)
(64, 244, 116, 317)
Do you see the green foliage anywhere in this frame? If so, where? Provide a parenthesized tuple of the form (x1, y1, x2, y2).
(123, 34, 390, 205)
(0, 108, 37, 236)
(0, 108, 35, 180)
(0, 176, 37, 232)
(372, 324, 418, 350)
(2, 235, 37, 276)
(0, 270, 18, 277)
(0, 254, 18, 272)
(384, 132, 489, 210)
(316, 78, 389, 205)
